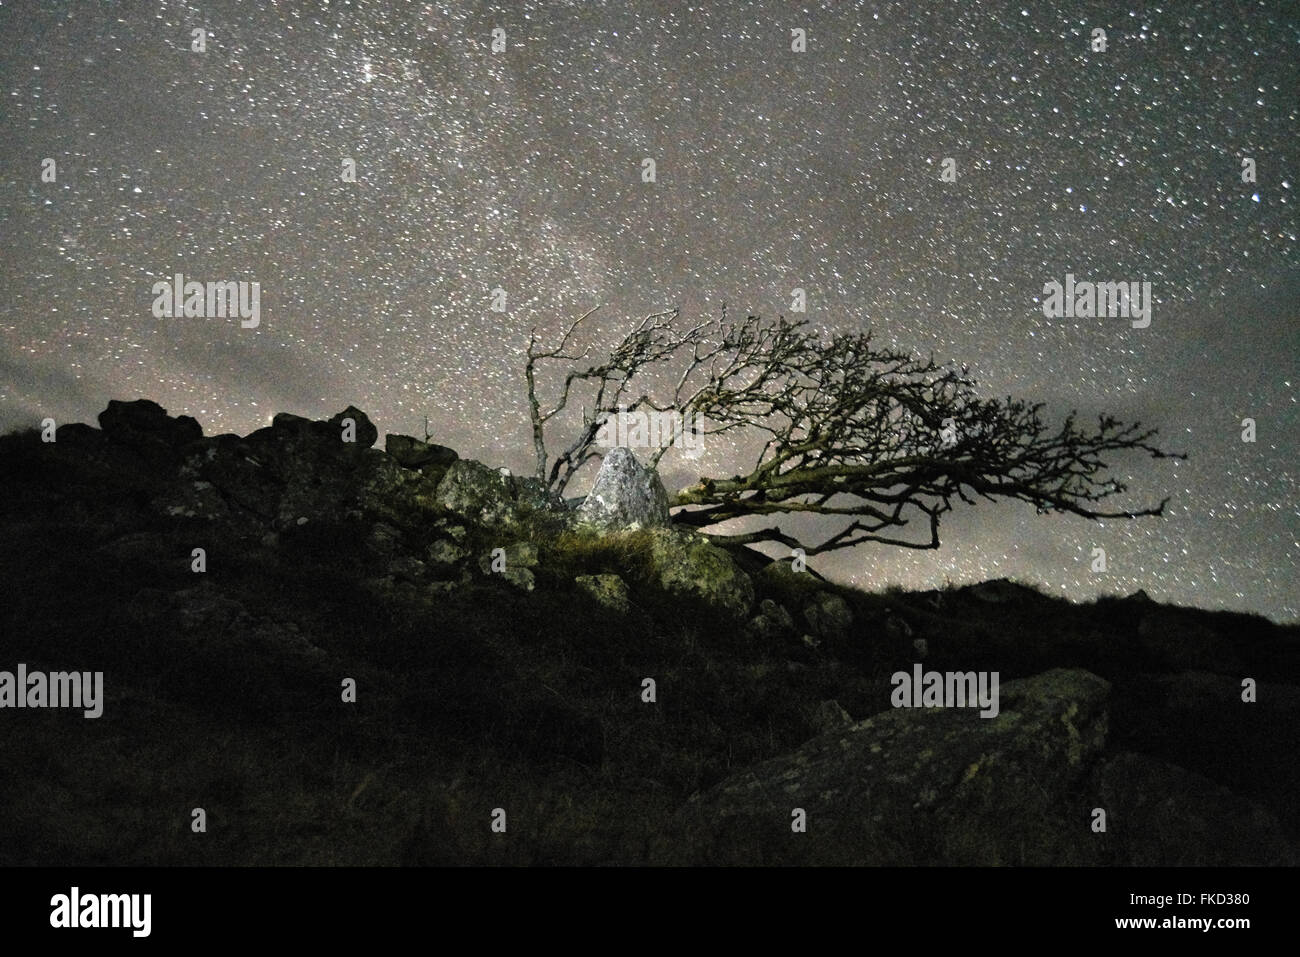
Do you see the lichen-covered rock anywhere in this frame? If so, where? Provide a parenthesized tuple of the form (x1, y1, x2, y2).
(577, 447, 671, 530)
(669, 668, 1113, 865)
(478, 541, 538, 572)
(647, 527, 754, 620)
(810, 699, 854, 733)
(426, 539, 468, 565)
(435, 461, 562, 528)
(436, 459, 514, 520)
(387, 555, 428, 583)
(478, 541, 538, 591)
(366, 522, 403, 555)
(576, 573, 631, 614)
(746, 598, 796, 639)
(512, 475, 566, 518)
(803, 591, 853, 642)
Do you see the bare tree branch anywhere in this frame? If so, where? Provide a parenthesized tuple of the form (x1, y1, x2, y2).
(524, 308, 1185, 552)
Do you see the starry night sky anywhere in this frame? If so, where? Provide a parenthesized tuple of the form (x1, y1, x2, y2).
(1, 0, 1296, 620)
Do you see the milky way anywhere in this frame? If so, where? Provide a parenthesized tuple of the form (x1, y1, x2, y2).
(1, 0, 1295, 619)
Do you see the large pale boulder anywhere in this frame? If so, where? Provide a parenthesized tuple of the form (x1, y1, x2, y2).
(577, 448, 671, 530)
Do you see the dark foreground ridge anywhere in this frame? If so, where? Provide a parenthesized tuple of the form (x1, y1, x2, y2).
(1, 399, 1295, 865)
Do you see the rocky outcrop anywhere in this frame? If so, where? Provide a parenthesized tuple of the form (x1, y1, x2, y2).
(669, 665, 1295, 865)
(4, 398, 1295, 867)
(96, 399, 203, 471)
(672, 669, 1114, 864)
(576, 447, 671, 530)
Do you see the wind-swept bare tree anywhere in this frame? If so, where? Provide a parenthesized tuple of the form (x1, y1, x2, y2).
(525, 306, 1183, 554)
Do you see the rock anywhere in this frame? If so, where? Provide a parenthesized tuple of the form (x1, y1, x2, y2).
(759, 599, 795, 633)
(98, 530, 173, 564)
(53, 422, 106, 449)
(756, 559, 824, 603)
(575, 573, 631, 614)
(328, 406, 378, 449)
(367, 523, 402, 555)
(437, 459, 514, 520)
(1092, 752, 1296, 865)
(388, 555, 427, 583)
(434, 460, 561, 527)
(96, 399, 202, 471)
(268, 411, 317, 434)
(884, 611, 913, 641)
(124, 581, 326, 666)
(646, 527, 754, 620)
(746, 598, 796, 639)
(477, 542, 538, 572)
(99, 399, 202, 448)
(433, 520, 468, 542)
(385, 434, 458, 472)
(576, 447, 671, 529)
(670, 668, 1112, 865)
(185, 408, 384, 529)
(1113, 670, 1300, 835)
(505, 568, 536, 591)
(810, 699, 854, 733)
(967, 578, 1018, 603)
(1152, 671, 1300, 714)
(152, 476, 232, 521)
(426, 539, 468, 565)
(478, 541, 538, 591)
(803, 592, 853, 642)
(427, 576, 469, 594)
(1135, 608, 1241, 673)
(357, 452, 444, 525)
(512, 475, 564, 515)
